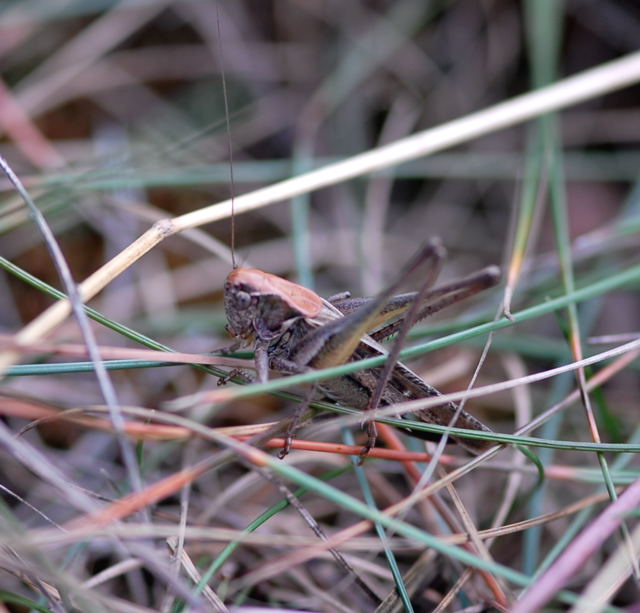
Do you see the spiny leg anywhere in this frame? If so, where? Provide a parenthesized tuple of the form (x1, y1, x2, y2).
(306, 240, 448, 372)
(371, 266, 500, 343)
(360, 268, 499, 456)
(358, 241, 447, 457)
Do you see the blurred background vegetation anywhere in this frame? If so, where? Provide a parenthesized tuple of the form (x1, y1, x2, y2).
(1, 1, 640, 611)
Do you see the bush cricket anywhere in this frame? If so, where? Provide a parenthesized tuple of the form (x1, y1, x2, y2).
(223, 240, 500, 457)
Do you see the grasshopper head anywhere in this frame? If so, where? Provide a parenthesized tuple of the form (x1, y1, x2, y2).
(224, 268, 324, 342)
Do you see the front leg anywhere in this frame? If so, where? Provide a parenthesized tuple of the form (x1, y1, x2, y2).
(254, 340, 271, 383)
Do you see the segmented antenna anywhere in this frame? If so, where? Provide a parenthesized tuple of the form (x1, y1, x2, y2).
(216, 2, 237, 268)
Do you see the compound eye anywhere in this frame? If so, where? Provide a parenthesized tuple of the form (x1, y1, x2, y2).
(235, 290, 252, 310)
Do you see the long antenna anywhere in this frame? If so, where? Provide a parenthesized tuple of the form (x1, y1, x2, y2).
(216, 2, 237, 268)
